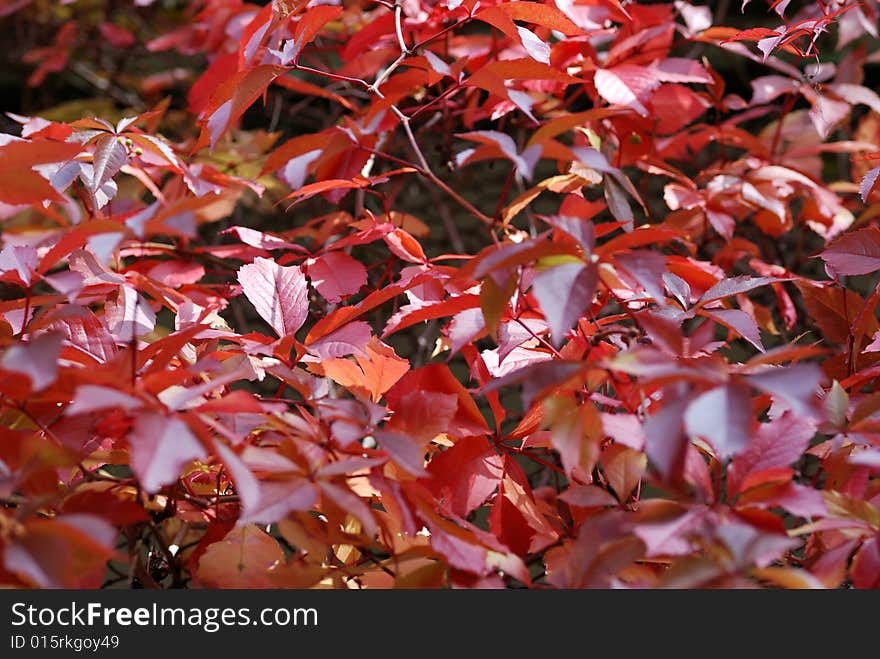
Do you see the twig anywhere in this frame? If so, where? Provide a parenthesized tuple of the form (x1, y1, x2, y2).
(513, 316, 563, 359)
(393, 0, 410, 55)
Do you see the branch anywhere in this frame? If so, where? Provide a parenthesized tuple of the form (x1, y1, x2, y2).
(393, 0, 410, 55)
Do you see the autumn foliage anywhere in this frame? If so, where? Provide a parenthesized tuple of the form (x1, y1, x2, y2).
(1, 0, 879, 589)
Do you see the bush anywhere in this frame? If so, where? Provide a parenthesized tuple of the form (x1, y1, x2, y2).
(0, 0, 879, 589)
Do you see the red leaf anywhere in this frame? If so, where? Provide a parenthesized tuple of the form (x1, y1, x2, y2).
(471, 58, 578, 83)
(387, 390, 458, 445)
(98, 22, 135, 49)
(648, 84, 709, 134)
(600, 444, 647, 501)
(281, 177, 371, 204)
(304, 274, 429, 343)
(384, 228, 428, 263)
(489, 464, 558, 556)
(737, 481, 827, 518)
(382, 294, 480, 338)
(188, 52, 237, 115)
(423, 436, 503, 517)
(293, 6, 342, 49)
(238, 257, 308, 338)
(2, 514, 118, 588)
(341, 12, 395, 62)
(547, 396, 602, 478)
(49, 307, 117, 364)
(386, 363, 489, 436)
(851, 535, 880, 589)
(199, 65, 286, 149)
(62, 487, 149, 525)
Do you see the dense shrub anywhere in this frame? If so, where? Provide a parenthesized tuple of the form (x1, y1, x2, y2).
(1, 0, 879, 589)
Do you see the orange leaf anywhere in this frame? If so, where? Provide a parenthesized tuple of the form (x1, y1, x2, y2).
(196, 525, 287, 589)
(498, 1, 582, 36)
(319, 337, 410, 402)
(0, 139, 81, 205)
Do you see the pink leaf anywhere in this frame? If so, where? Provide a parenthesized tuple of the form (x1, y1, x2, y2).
(1, 332, 63, 391)
(223, 226, 307, 253)
(864, 331, 880, 353)
(684, 384, 753, 458)
(457, 130, 541, 180)
(238, 256, 308, 337)
(594, 65, 660, 116)
(809, 93, 850, 139)
(698, 276, 776, 305)
(828, 83, 880, 115)
(213, 441, 316, 524)
(747, 364, 823, 417)
(497, 317, 547, 361)
(860, 166, 880, 203)
(532, 261, 597, 346)
(633, 505, 708, 556)
(650, 58, 712, 83)
(50, 307, 117, 363)
(601, 412, 646, 450)
(307, 251, 367, 303)
(559, 484, 618, 508)
(65, 385, 142, 416)
(728, 413, 816, 495)
(0, 244, 38, 286)
(130, 412, 206, 493)
(750, 75, 797, 105)
(105, 285, 156, 340)
(304, 321, 371, 360)
(701, 308, 764, 352)
(819, 226, 880, 276)
(373, 430, 429, 477)
(516, 26, 550, 64)
(541, 215, 596, 253)
(445, 308, 487, 356)
(89, 134, 128, 192)
(615, 250, 668, 305)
